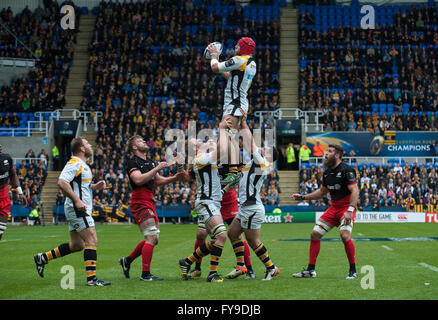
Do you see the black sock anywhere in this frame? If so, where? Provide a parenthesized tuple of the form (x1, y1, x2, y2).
(126, 256, 133, 264)
(350, 263, 356, 272)
(142, 271, 150, 278)
(247, 264, 253, 272)
(307, 264, 315, 271)
(195, 262, 201, 270)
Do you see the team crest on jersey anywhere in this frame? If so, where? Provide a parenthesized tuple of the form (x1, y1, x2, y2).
(336, 172, 342, 178)
(3, 160, 8, 165)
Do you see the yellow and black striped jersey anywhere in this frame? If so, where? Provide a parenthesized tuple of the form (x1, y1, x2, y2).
(59, 156, 93, 215)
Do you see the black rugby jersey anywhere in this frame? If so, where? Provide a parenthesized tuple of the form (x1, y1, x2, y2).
(321, 162, 357, 202)
(126, 155, 156, 203)
(0, 153, 13, 189)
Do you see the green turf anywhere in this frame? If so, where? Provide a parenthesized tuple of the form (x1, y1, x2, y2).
(0, 223, 437, 300)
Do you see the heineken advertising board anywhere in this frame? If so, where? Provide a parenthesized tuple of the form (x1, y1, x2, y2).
(264, 212, 315, 223)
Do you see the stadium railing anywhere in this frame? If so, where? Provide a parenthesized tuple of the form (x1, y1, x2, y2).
(0, 121, 49, 137)
(255, 108, 325, 132)
(35, 109, 103, 132)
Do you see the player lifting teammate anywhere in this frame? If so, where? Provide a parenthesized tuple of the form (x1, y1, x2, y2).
(207, 37, 256, 187)
(0, 144, 27, 240)
(177, 138, 228, 283)
(292, 144, 359, 279)
(119, 135, 184, 281)
(185, 139, 255, 280)
(225, 110, 280, 281)
(34, 138, 110, 286)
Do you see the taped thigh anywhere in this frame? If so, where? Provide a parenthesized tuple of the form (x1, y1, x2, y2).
(313, 220, 333, 236)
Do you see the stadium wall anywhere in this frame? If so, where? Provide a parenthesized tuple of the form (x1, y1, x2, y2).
(0, 136, 53, 160)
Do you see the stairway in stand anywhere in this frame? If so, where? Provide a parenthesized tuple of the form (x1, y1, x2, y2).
(279, 7, 299, 118)
(278, 8, 300, 206)
(40, 171, 61, 225)
(278, 171, 300, 206)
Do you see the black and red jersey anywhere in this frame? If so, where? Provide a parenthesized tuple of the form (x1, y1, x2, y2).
(322, 162, 357, 203)
(0, 153, 13, 195)
(126, 155, 156, 203)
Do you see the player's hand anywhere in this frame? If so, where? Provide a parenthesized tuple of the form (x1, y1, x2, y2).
(74, 199, 87, 212)
(19, 194, 28, 207)
(291, 193, 304, 201)
(157, 162, 170, 171)
(239, 108, 248, 129)
(93, 180, 106, 191)
(343, 210, 353, 226)
(175, 171, 187, 181)
(208, 44, 219, 56)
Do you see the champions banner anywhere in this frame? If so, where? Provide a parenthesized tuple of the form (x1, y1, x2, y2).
(306, 131, 438, 157)
(264, 211, 315, 223)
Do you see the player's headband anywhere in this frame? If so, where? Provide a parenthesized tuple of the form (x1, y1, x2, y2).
(238, 37, 255, 55)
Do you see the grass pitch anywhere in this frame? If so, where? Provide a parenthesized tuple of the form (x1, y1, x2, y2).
(0, 222, 437, 300)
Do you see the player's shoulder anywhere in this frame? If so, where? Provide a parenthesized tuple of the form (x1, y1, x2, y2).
(67, 156, 82, 166)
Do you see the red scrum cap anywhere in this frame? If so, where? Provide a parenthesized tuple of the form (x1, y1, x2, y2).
(238, 37, 256, 55)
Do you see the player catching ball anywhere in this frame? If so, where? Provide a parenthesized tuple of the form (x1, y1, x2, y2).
(291, 144, 359, 279)
(207, 37, 256, 187)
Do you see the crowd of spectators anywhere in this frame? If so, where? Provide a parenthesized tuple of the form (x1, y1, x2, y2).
(298, 4, 438, 132)
(10, 149, 48, 208)
(83, 0, 282, 207)
(0, 2, 78, 114)
(299, 161, 438, 212)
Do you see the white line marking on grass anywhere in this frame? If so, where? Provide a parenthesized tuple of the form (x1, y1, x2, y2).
(358, 233, 364, 236)
(381, 245, 393, 251)
(418, 262, 438, 272)
(0, 239, 22, 243)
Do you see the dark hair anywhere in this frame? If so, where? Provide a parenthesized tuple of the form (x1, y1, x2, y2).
(328, 144, 344, 158)
(70, 137, 84, 155)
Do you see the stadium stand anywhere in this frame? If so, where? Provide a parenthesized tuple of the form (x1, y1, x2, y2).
(297, 2, 438, 211)
(0, 2, 79, 135)
(298, 3, 438, 133)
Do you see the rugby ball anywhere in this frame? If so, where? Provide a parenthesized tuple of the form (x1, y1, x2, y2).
(203, 42, 223, 60)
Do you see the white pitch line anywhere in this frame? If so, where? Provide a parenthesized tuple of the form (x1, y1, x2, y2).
(418, 262, 438, 272)
(0, 239, 22, 243)
(357, 233, 364, 236)
(381, 245, 393, 251)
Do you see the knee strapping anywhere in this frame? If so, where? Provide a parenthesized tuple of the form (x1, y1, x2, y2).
(142, 226, 160, 237)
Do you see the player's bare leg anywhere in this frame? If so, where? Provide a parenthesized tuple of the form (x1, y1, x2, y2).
(340, 221, 357, 279)
(293, 219, 334, 279)
(219, 116, 242, 186)
(138, 217, 163, 281)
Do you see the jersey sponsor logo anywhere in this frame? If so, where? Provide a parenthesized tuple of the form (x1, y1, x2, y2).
(336, 172, 342, 178)
(225, 59, 235, 67)
(247, 74, 254, 80)
(0, 172, 9, 179)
